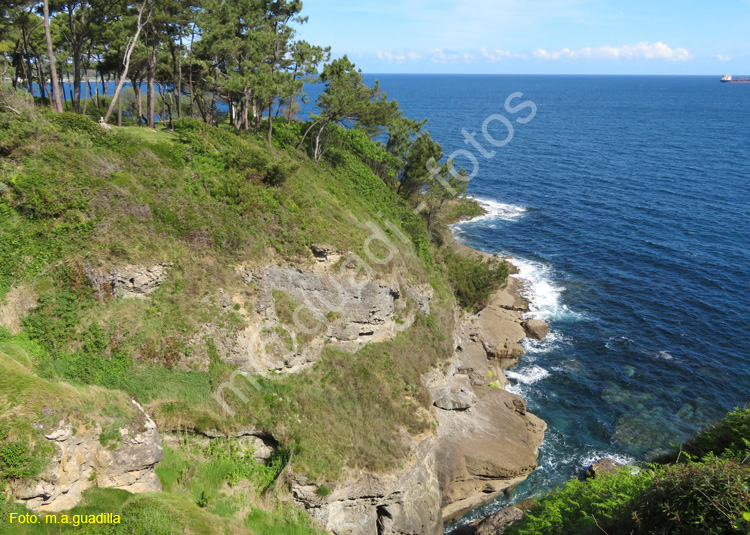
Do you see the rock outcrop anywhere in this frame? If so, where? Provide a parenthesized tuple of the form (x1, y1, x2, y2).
(0, 284, 37, 334)
(164, 426, 277, 464)
(291, 266, 549, 533)
(433, 386, 545, 522)
(13, 400, 163, 513)
(84, 263, 172, 299)
(459, 280, 531, 371)
(224, 264, 431, 374)
(522, 319, 549, 341)
(292, 438, 442, 535)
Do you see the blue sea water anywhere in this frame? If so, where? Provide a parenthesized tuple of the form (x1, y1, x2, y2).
(343, 75, 750, 528)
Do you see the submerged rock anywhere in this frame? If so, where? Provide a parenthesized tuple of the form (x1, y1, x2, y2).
(585, 458, 624, 479)
(451, 505, 525, 535)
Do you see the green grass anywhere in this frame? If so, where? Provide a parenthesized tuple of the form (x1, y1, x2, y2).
(1, 488, 253, 535)
(0, 87, 509, 531)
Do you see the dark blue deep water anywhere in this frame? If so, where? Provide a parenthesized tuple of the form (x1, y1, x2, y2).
(344, 75, 750, 527)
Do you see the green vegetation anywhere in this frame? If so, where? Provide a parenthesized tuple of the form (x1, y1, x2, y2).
(443, 250, 509, 311)
(0, 69, 503, 532)
(506, 407, 750, 535)
(0, 2, 503, 526)
(1, 488, 254, 535)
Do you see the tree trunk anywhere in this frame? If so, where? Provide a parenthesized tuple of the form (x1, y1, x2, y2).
(147, 35, 157, 128)
(43, 0, 63, 112)
(82, 68, 89, 114)
(67, 3, 86, 113)
(297, 117, 326, 150)
(104, 1, 149, 124)
(117, 75, 122, 126)
(243, 88, 251, 131)
(267, 99, 274, 148)
(314, 124, 325, 163)
(187, 25, 195, 118)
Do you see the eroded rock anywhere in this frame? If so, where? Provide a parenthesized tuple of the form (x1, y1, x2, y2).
(434, 375, 478, 411)
(292, 438, 442, 535)
(84, 263, 172, 299)
(14, 400, 163, 513)
(451, 505, 525, 535)
(522, 319, 549, 340)
(435, 387, 546, 522)
(230, 265, 432, 374)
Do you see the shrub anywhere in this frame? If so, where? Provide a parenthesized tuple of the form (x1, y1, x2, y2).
(270, 119, 304, 150)
(44, 111, 102, 139)
(263, 160, 298, 187)
(632, 459, 750, 535)
(0, 86, 47, 155)
(443, 250, 508, 311)
(173, 117, 205, 133)
(0, 418, 55, 487)
(507, 467, 653, 535)
(314, 485, 331, 498)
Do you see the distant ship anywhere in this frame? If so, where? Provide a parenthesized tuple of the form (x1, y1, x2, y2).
(721, 74, 750, 83)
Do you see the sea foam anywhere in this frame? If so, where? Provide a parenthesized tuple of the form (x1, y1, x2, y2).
(509, 257, 582, 323)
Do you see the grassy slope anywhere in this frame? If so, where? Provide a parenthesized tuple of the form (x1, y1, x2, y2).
(0, 91, 478, 531)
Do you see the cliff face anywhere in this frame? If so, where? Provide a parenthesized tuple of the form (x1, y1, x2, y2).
(288, 266, 547, 534)
(0, 107, 544, 534)
(6, 254, 543, 534)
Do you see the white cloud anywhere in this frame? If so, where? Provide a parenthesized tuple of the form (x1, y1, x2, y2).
(533, 42, 691, 62)
(480, 48, 525, 61)
(431, 48, 460, 63)
(376, 50, 421, 63)
(717, 54, 731, 61)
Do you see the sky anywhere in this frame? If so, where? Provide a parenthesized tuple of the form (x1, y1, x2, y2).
(295, 0, 750, 75)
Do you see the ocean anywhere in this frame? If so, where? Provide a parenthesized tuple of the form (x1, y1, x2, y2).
(340, 74, 750, 528)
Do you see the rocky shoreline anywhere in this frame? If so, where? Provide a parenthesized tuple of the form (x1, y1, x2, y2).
(291, 245, 549, 535)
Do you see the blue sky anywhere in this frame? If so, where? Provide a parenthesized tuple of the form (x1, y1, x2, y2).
(296, 0, 750, 74)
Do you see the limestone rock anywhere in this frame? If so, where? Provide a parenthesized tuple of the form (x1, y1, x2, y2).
(229, 265, 431, 374)
(463, 301, 527, 369)
(434, 375, 478, 411)
(0, 284, 37, 334)
(452, 506, 525, 535)
(488, 279, 529, 312)
(14, 400, 163, 513)
(521, 319, 549, 340)
(196, 427, 277, 464)
(292, 438, 442, 535)
(585, 459, 624, 479)
(84, 263, 172, 299)
(435, 387, 546, 522)
(311, 243, 339, 262)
